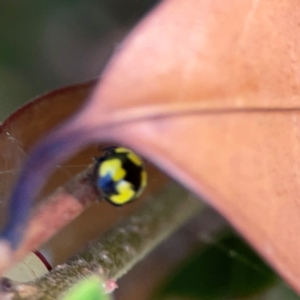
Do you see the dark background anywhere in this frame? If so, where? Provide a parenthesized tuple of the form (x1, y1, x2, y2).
(0, 0, 158, 120)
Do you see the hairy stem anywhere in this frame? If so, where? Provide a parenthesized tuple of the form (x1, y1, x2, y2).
(10, 183, 203, 300)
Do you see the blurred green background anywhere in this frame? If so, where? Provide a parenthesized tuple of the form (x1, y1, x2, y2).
(1, 1, 299, 299)
(0, 0, 158, 120)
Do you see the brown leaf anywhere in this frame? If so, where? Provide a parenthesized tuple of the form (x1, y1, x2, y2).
(0, 81, 168, 271)
(3, 0, 300, 295)
(0, 82, 103, 259)
(0, 81, 95, 226)
(96, 0, 300, 293)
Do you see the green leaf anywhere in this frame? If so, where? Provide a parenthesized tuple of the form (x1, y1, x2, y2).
(154, 231, 278, 300)
(61, 276, 111, 300)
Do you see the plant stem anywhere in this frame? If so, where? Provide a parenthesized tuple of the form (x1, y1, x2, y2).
(10, 183, 203, 300)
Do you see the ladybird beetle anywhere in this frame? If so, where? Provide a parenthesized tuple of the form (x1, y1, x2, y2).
(94, 147, 147, 205)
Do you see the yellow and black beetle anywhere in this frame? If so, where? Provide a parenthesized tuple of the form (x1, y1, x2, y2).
(94, 146, 147, 205)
